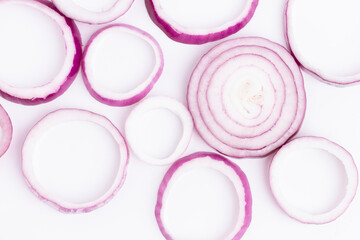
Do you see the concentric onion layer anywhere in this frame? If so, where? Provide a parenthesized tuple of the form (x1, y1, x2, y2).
(145, 0, 258, 44)
(53, 0, 134, 24)
(187, 37, 306, 158)
(0, 104, 12, 158)
(270, 136, 358, 224)
(22, 109, 129, 213)
(82, 24, 164, 107)
(156, 152, 252, 240)
(0, 0, 82, 105)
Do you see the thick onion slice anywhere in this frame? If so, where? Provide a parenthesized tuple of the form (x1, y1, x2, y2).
(125, 96, 193, 165)
(145, 0, 258, 44)
(82, 24, 164, 107)
(22, 109, 129, 213)
(187, 37, 306, 158)
(285, 0, 360, 85)
(155, 152, 252, 239)
(270, 137, 358, 224)
(0, 0, 82, 105)
(0, 104, 12, 158)
(53, 0, 134, 24)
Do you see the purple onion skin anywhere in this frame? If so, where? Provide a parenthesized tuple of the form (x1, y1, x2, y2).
(0, 1, 82, 105)
(81, 24, 164, 107)
(155, 152, 252, 240)
(145, 0, 259, 45)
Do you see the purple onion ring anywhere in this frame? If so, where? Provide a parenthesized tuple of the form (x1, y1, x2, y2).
(155, 152, 252, 239)
(145, 0, 258, 44)
(270, 136, 358, 224)
(53, 0, 134, 24)
(82, 24, 164, 107)
(0, 104, 12, 158)
(22, 109, 129, 213)
(0, 0, 82, 105)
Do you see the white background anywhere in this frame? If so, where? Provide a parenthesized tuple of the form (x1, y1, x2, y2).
(1, 0, 360, 239)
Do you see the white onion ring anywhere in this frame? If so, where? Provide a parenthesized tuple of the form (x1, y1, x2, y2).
(285, 0, 360, 85)
(187, 37, 306, 158)
(145, 0, 258, 44)
(125, 96, 193, 165)
(22, 109, 129, 213)
(52, 0, 134, 24)
(82, 24, 164, 107)
(270, 136, 358, 224)
(0, 104, 12, 158)
(0, 0, 82, 105)
(155, 152, 252, 239)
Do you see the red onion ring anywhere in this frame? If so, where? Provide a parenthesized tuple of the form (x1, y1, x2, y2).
(22, 109, 129, 213)
(187, 37, 306, 158)
(53, 0, 134, 24)
(145, 0, 258, 44)
(0, 0, 82, 105)
(82, 24, 164, 107)
(269, 136, 358, 224)
(0, 104, 12, 158)
(155, 152, 252, 239)
(125, 96, 193, 165)
(285, 0, 360, 85)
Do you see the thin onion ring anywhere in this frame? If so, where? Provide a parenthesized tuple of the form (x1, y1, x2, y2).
(145, 0, 258, 44)
(82, 24, 164, 107)
(53, 0, 134, 24)
(22, 109, 129, 213)
(155, 152, 252, 239)
(125, 96, 193, 165)
(0, 0, 82, 105)
(270, 136, 358, 224)
(0, 104, 12, 158)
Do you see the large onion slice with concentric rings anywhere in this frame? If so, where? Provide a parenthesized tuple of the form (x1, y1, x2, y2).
(0, 0, 82, 105)
(187, 37, 306, 158)
(22, 109, 129, 213)
(145, 0, 258, 44)
(155, 152, 252, 239)
(0, 104, 12, 158)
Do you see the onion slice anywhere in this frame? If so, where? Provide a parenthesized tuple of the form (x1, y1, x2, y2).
(155, 152, 252, 239)
(145, 0, 258, 44)
(0, 104, 12, 158)
(53, 0, 134, 24)
(187, 37, 306, 158)
(125, 96, 193, 165)
(269, 136, 358, 224)
(0, 0, 82, 105)
(82, 24, 164, 107)
(285, 0, 360, 85)
(22, 109, 129, 213)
